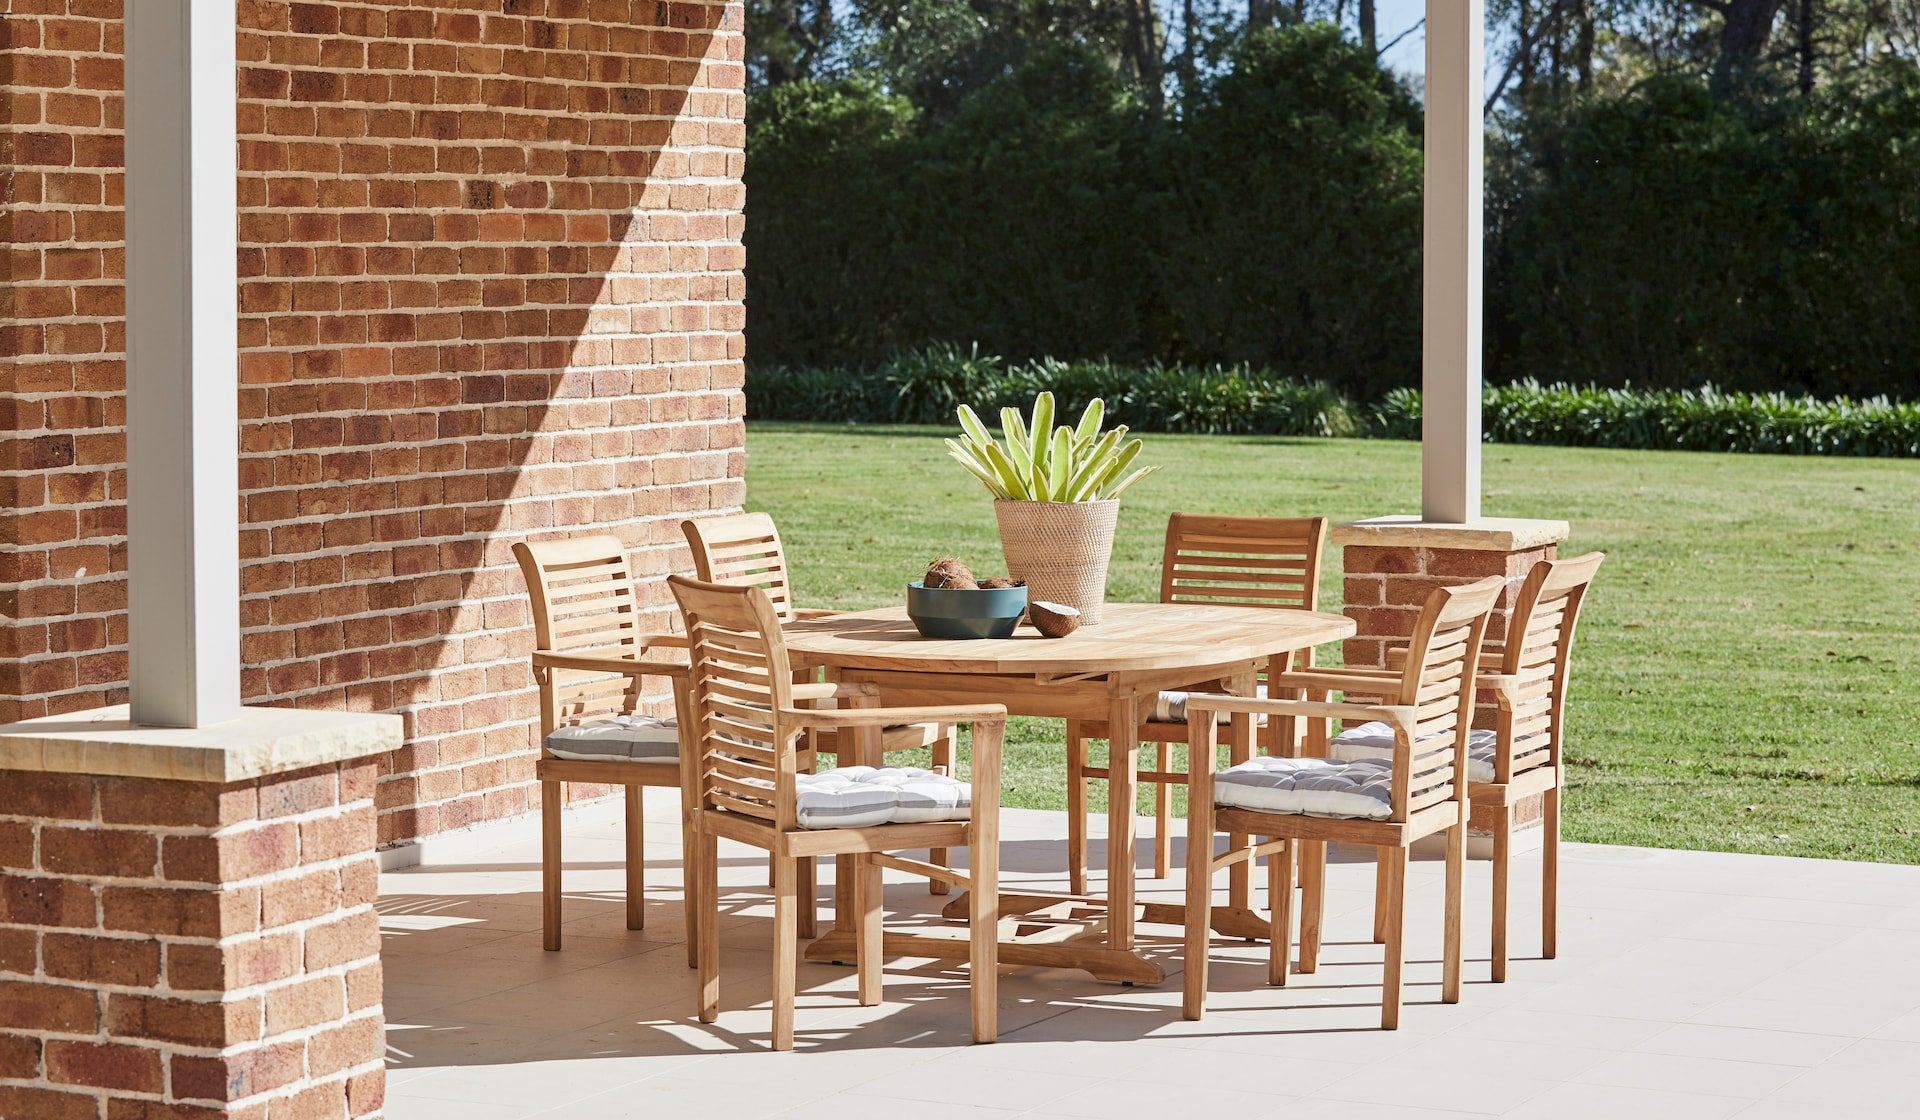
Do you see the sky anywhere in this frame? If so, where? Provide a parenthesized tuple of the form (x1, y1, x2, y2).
(1374, 0, 1431, 77)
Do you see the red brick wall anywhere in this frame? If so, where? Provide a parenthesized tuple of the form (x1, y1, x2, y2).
(0, 763, 385, 1120)
(2, 1, 748, 846)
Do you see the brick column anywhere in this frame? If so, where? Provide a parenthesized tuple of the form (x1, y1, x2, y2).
(0, 706, 397, 1119)
(1333, 517, 1569, 835)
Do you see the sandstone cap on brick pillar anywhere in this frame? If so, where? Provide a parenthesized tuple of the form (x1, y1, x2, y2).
(0, 705, 399, 1118)
(1330, 515, 1570, 554)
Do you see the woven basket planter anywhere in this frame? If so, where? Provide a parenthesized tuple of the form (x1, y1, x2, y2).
(994, 499, 1120, 624)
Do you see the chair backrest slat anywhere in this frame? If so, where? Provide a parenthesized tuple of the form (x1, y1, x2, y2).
(1495, 551, 1606, 783)
(1160, 513, 1328, 612)
(514, 535, 646, 737)
(682, 513, 801, 623)
(670, 575, 801, 830)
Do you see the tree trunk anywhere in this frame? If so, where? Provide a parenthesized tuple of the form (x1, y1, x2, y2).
(1712, 0, 1790, 84)
(1575, 0, 1594, 86)
(1182, 0, 1197, 95)
(1360, 0, 1376, 51)
(1126, 0, 1164, 107)
(1795, 0, 1817, 92)
(1519, 0, 1535, 90)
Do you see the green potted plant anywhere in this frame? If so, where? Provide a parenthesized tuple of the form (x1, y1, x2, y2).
(946, 393, 1158, 624)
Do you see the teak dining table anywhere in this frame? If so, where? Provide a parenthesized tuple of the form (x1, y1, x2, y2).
(782, 601, 1357, 985)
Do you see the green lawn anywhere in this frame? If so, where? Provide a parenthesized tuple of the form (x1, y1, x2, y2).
(744, 422, 1920, 865)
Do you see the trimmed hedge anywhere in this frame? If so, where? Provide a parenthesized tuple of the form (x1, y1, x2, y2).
(748, 348, 1920, 458)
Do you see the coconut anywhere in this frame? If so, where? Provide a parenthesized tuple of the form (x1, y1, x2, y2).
(923, 557, 979, 590)
(1028, 600, 1082, 638)
(977, 576, 1025, 589)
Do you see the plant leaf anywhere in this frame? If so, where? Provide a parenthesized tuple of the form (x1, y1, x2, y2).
(1106, 465, 1160, 498)
(957, 405, 996, 451)
(1047, 426, 1073, 500)
(1073, 397, 1105, 445)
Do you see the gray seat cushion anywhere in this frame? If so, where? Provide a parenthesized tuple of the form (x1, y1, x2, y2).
(544, 716, 680, 763)
(1331, 720, 1498, 783)
(1214, 756, 1393, 820)
(792, 766, 970, 830)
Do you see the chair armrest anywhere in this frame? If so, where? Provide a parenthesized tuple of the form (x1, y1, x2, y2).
(790, 681, 880, 704)
(1268, 668, 1401, 695)
(791, 607, 840, 621)
(532, 649, 688, 679)
(1181, 692, 1417, 732)
(780, 703, 1007, 729)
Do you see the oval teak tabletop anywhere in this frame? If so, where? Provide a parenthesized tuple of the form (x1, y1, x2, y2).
(781, 601, 1355, 675)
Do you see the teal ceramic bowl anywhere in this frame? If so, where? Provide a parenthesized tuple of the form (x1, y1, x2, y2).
(905, 582, 1029, 640)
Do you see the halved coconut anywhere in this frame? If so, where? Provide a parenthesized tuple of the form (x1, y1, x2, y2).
(1028, 600, 1082, 638)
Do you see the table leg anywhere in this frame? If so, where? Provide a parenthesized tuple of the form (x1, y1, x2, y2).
(1106, 693, 1139, 953)
(832, 718, 888, 936)
(1226, 671, 1256, 913)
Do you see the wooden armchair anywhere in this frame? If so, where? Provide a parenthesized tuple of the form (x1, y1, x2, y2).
(1370, 551, 1605, 980)
(513, 535, 693, 953)
(1065, 513, 1327, 891)
(669, 575, 1006, 1051)
(1182, 576, 1503, 1029)
(682, 512, 960, 893)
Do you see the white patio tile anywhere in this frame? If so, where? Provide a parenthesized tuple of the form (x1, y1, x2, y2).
(1632, 1022, 1854, 1067)
(1502, 1082, 1751, 1120)
(845, 1064, 1105, 1112)
(1571, 1051, 1801, 1100)
(379, 807, 1920, 1120)
(1316, 1065, 1557, 1115)
(1688, 995, 1903, 1038)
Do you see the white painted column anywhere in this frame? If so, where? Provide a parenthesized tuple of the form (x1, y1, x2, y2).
(1421, 0, 1485, 524)
(124, 0, 242, 727)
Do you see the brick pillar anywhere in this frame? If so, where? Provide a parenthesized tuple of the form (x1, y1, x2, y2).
(0, 706, 397, 1120)
(1333, 516, 1570, 835)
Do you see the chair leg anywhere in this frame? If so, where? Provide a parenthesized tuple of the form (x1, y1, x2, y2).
(1298, 840, 1324, 972)
(771, 846, 798, 1051)
(1065, 723, 1089, 896)
(624, 785, 645, 931)
(797, 855, 817, 940)
(930, 733, 954, 895)
(1543, 785, 1561, 960)
(1381, 845, 1407, 1030)
(1492, 807, 1512, 983)
(1182, 800, 1216, 1021)
(1444, 823, 1465, 1005)
(1372, 851, 1390, 944)
(1152, 744, 1174, 880)
(542, 779, 563, 952)
(1268, 839, 1294, 986)
(697, 831, 721, 1025)
(970, 821, 1000, 1044)
(682, 810, 701, 970)
(855, 853, 883, 1008)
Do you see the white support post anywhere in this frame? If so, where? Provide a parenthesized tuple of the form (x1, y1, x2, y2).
(124, 0, 242, 727)
(1421, 0, 1485, 524)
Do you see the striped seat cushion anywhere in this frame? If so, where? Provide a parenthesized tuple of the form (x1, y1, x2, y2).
(1214, 756, 1393, 820)
(1150, 684, 1268, 725)
(1331, 721, 1498, 783)
(793, 766, 970, 830)
(544, 716, 680, 763)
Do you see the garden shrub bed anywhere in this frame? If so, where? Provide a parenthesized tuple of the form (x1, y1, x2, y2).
(749, 346, 1920, 458)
